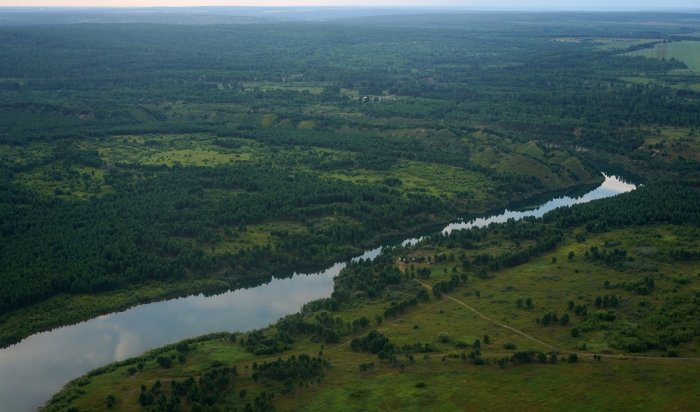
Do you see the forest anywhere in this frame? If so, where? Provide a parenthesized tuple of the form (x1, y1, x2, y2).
(2, 10, 700, 345)
(0, 9, 700, 410)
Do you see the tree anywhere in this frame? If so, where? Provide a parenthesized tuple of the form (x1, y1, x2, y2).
(106, 394, 116, 408)
(157, 355, 172, 368)
(525, 297, 533, 309)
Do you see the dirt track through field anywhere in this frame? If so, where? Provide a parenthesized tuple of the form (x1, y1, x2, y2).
(416, 281, 560, 351)
(415, 280, 700, 362)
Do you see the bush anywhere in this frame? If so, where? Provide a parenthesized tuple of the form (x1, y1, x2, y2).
(105, 394, 116, 409)
(156, 356, 172, 368)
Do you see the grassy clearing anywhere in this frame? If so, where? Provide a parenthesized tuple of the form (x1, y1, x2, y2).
(640, 127, 700, 162)
(297, 120, 316, 130)
(323, 159, 492, 201)
(139, 148, 252, 167)
(626, 41, 700, 71)
(593, 38, 660, 51)
(468, 133, 598, 188)
(290, 357, 700, 412)
(261, 113, 278, 127)
(0, 142, 53, 168)
(411, 225, 700, 356)
(243, 82, 326, 94)
(13, 162, 113, 199)
(207, 221, 309, 255)
(391, 160, 491, 200)
(93, 134, 263, 167)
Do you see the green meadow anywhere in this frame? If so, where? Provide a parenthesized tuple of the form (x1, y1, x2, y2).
(627, 41, 700, 72)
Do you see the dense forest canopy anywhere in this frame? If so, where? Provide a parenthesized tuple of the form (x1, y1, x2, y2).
(1, 11, 700, 346)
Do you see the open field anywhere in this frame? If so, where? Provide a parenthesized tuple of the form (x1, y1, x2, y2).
(411, 225, 700, 356)
(626, 41, 700, 71)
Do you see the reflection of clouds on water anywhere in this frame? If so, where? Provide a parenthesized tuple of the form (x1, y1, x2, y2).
(0, 320, 131, 412)
(353, 248, 381, 261)
(600, 174, 636, 192)
(114, 331, 143, 361)
(0, 272, 337, 412)
(0, 174, 636, 412)
(443, 174, 636, 235)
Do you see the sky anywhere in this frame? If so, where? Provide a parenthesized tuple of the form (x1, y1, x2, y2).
(0, 1, 698, 10)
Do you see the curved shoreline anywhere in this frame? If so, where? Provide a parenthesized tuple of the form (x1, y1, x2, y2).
(1, 174, 635, 412)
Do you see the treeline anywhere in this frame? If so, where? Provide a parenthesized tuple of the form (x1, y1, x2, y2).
(254, 354, 328, 385)
(543, 183, 700, 230)
(138, 366, 240, 410)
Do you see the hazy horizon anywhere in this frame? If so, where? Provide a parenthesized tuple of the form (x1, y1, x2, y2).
(1, 1, 699, 11)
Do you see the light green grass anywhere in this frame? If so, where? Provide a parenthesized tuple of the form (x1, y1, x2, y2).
(261, 113, 278, 127)
(626, 41, 700, 72)
(641, 127, 700, 162)
(94, 134, 262, 167)
(413, 225, 700, 356)
(325, 160, 492, 201)
(208, 221, 309, 255)
(290, 357, 700, 412)
(594, 38, 660, 51)
(13, 162, 113, 199)
(298, 120, 316, 130)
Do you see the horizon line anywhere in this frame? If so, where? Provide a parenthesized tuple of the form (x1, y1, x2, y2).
(2, 5, 700, 11)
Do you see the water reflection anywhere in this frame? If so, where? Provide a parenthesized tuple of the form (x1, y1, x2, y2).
(442, 174, 636, 234)
(0, 270, 337, 412)
(0, 174, 635, 411)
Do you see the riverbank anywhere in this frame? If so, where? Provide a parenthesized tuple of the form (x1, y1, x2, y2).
(43, 182, 700, 411)
(0, 175, 606, 349)
(0, 174, 631, 412)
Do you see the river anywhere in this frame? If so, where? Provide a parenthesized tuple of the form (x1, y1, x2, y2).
(0, 174, 636, 411)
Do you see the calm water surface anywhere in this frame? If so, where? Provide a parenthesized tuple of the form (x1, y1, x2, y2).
(0, 174, 635, 411)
